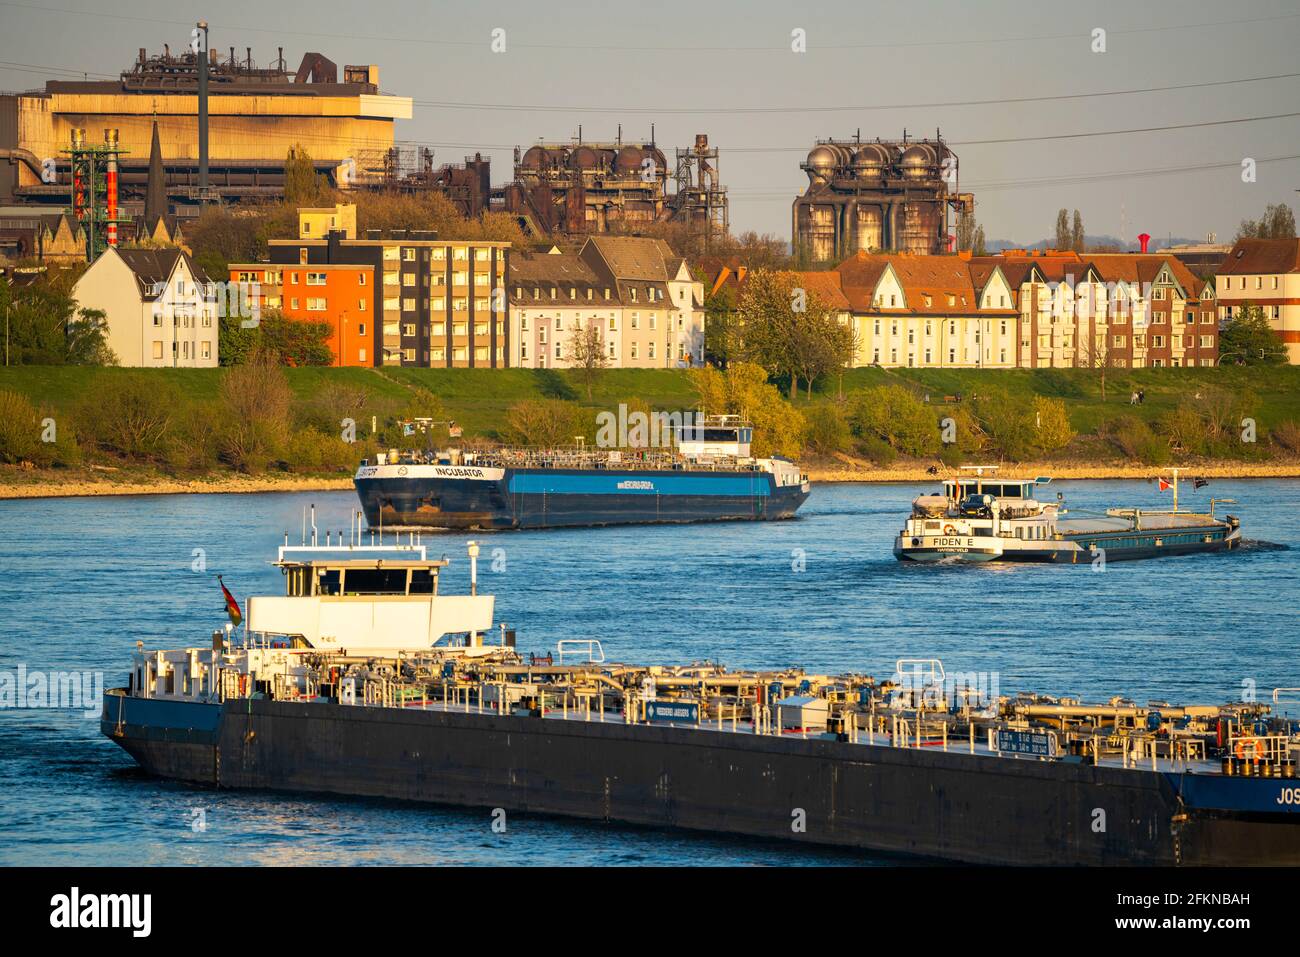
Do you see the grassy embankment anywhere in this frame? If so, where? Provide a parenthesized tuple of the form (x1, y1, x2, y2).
(2, 364, 1300, 497)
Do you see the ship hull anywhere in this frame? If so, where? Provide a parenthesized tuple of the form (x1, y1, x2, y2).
(895, 527, 1241, 564)
(355, 466, 810, 530)
(102, 691, 1300, 866)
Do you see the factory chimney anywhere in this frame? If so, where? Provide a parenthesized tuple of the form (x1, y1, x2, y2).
(196, 20, 209, 198)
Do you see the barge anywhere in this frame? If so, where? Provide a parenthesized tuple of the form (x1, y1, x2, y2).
(353, 415, 810, 530)
(895, 466, 1241, 563)
(101, 536, 1300, 866)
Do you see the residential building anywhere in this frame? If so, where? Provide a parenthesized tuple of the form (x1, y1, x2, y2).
(298, 203, 357, 240)
(229, 261, 375, 367)
(269, 232, 510, 367)
(71, 246, 218, 367)
(836, 252, 1018, 368)
(973, 250, 1217, 369)
(1214, 237, 1300, 363)
(509, 236, 705, 369)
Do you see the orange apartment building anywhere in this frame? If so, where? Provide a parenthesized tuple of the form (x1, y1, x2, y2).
(229, 262, 376, 367)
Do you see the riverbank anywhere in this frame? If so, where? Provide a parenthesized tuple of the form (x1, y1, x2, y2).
(0, 470, 354, 500)
(4, 459, 1300, 500)
(804, 455, 1300, 483)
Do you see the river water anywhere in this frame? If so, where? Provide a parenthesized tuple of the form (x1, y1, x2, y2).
(0, 479, 1294, 865)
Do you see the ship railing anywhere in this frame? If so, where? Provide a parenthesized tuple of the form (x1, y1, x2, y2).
(557, 639, 605, 665)
(1227, 733, 1290, 765)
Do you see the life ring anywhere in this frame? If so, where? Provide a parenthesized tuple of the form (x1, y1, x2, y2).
(943, 525, 957, 535)
(1235, 737, 1262, 761)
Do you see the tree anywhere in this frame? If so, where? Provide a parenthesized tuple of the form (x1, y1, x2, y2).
(735, 268, 854, 399)
(219, 311, 333, 366)
(284, 145, 328, 207)
(77, 373, 180, 461)
(504, 398, 587, 446)
(688, 362, 805, 457)
(1070, 210, 1085, 252)
(567, 320, 608, 401)
(1218, 303, 1287, 365)
(700, 276, 741, 369)
(847, 385, 939, 457)
(1080, 326, 1118, 401)
(972, 224, 988, 257)
(65, 308, 118, 366)
(1235, 203, 1296, 241)
(1054, 209, 1071, 250)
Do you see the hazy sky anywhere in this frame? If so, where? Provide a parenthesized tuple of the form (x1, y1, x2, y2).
(3, 0, 1297, 244)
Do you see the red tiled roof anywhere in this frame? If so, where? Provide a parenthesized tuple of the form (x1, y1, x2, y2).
(1216, 238, 1300, 276)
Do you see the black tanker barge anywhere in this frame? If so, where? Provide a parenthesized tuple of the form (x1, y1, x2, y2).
(354, 416, 810, 530)
(101, 539, 1300, 866)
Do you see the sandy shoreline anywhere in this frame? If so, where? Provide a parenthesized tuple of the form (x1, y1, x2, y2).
(0, 474, 355, 500)
(2, 460, 1299, 500)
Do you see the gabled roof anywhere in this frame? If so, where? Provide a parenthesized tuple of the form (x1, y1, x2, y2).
(794, 271, 850, 310)
(580, 235, 680, 281)
(112, 247, 210, 300)
(1216, 237, 1300, 275)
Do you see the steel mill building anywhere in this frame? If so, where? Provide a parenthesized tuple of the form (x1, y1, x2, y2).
(792, 133, 974, 263)
(0, 45, 412, 211)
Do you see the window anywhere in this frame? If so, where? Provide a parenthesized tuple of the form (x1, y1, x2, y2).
(358, 273, 366, 286)
(475, 347, 488, 361)
(432, 247, 446, 261)
(402, 273, 415, 287)
(306, 298, 326, 311)
(201, 342, 210, 359)
(404, 323, 415, 336)
(403, 298, 415, 311)
(649, 342, 656, 360)
(403, 248, 415, 262)
(403, 348, 415, 362)
(358, 323, 366, 336)
(153, 313, 162, 327)
(290, 273, 299, 285)
(649, 314, 657, 330)
(554, 343, 562, 360)
(307, 272, 327, 286)
(630, 343, 639, 359)
(291, 298, 299, 310)
(520, 343, 528, 360)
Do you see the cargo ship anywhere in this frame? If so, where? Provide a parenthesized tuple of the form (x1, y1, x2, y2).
(102, 535, 1300, 866)
(353, 415, 809, 530)
(894, 466, 1241, 563)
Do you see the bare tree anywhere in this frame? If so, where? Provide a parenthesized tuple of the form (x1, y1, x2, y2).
(568, 321, 609, 401)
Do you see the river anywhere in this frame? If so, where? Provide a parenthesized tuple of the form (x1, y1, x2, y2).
(0, 479, 1294, 865)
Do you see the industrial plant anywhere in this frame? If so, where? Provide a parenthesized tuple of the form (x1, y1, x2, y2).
(0, 42, 412, 212)
(792, 133, 974, 262)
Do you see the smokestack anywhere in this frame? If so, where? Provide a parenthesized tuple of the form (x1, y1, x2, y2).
(104, 129, 119, 247)
(1138, 232, 1150, 253)
(196, 21, 209, 197)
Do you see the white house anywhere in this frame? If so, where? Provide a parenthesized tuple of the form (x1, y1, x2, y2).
(71, 247, 219, 367)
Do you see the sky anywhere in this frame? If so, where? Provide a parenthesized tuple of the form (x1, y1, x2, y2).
(2, 0, 1298, 245)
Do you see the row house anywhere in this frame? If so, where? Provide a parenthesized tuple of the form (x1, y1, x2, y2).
(973, 251, 1217, 369)
(509, 236, 705, 370)
(1214, 237, 1300, 363)
(835, 252, 1019, 368)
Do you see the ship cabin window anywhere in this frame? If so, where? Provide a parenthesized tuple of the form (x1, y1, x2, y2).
(316, 569, 342, 596)
(409, 568, 438, 594)
(342, 567, 413, 595)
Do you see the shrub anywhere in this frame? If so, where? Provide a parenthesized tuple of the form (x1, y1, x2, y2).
(847, 385, 938, 457)
(1104, 414, 1169, 465)
(1032, 396, 1074, 454)
(76, 373, 180, 462)
(1272, 420, 1300, 454)
(0, 389, 43, 463)
(855, 435, 898, 466)
(803, 403, 851, 455)
(503, 398, 588, 447)
(216, 350, 291, 472)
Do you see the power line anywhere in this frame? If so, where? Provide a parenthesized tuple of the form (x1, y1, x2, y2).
(412, 71, 1300, 115)
(0, 0, 1296, 54)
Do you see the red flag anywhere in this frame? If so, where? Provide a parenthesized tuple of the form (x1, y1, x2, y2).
(218, 575, 243, 626)
(1158, 478, 1171, 492)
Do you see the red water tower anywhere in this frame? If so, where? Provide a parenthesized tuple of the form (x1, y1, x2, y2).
(1138, 232, 1150, 253)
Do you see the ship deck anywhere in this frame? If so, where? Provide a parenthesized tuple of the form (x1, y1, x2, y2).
(396, 696, 1225, 777)
(1056, 512, 1224, 535)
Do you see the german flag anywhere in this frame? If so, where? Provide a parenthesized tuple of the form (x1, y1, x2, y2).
(218, 575, 243, 626)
